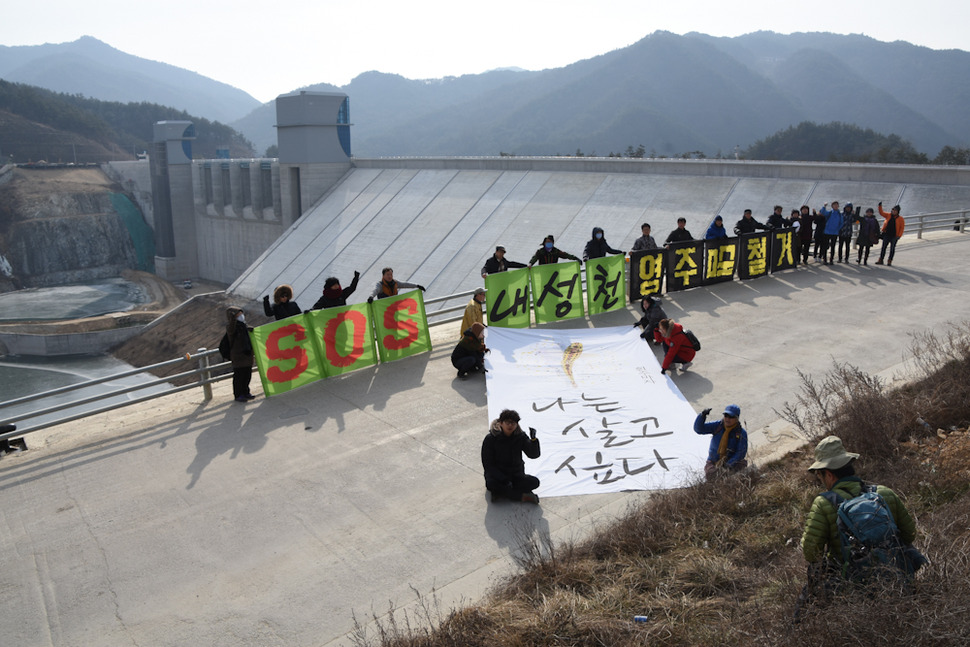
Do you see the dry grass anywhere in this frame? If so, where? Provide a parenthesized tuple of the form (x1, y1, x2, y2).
(351, 322, 970, 647)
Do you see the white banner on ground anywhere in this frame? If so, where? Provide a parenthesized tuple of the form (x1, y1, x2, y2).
(484, 326, 708, 497)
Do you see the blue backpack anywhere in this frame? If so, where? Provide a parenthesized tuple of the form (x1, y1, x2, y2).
(822, 484, 908, 582)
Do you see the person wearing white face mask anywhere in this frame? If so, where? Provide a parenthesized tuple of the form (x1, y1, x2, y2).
(221, 306, 256, 402)
(582, 226, 623, 261)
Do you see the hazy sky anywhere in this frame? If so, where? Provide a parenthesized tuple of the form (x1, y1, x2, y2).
(2, 0, 968, 103)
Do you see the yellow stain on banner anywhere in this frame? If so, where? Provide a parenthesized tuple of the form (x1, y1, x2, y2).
(562, 342, 583, 387)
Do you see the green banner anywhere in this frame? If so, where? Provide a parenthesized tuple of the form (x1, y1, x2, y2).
(305, 304, 378, 377)
(484, 267, 531, 328)
(370, 290, 433, 362)
(530, 261, 583, 324)
(585, 255, 626, 315)
(250, 314, 323, 396)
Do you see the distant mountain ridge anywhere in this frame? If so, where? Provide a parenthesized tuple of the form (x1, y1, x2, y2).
(0, 36, 260, 124)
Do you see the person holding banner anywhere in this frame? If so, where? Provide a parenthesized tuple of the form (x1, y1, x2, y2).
(766, 205, 787, 230)
(705, 215, 728, 240)
(693, 404, 748, 481)
(367, 268, 425, 302)
(631, 223, 658, 251)
(459, 288, 486, 338)
(582, 226, 623, 261)
(664, 218, 694, 246)
(481, 245, 527, 277)
(262, 285, 302, 321)
(528, 235, 580, 267)
(451, 321, 487, 378)
(482, 409, 542, 504)
(633, 295, 667, 343)
(311, 271, 360, 309)
(223, 306, 256, 402)
(657, 318, 696, 374)
(733, 209, 770, 235)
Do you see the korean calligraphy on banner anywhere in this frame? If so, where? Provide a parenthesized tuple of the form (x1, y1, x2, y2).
(585, 255, 627, 315)
(529, 261, 584, 324)
(249, 290, 430, 396)
(484, 326, 708, 497)
(769, 227, 798, 272)
(738, 232, 770, 280)
(665, 241, 704, 292)
(704, 238, 738, 285)
(628, 249, 665, 302)
(484, 267, 531, 328)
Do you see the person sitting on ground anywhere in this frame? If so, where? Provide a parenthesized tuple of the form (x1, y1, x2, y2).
(451, 321, 487, 378)
(656, 318, 696, 374)
(582, 226, 623, 261)
(795, 436, 922, 620)
(875, 202, 905, 266)
(459, 288, 486, 339)
(633, 294, 667, 343)
(734, 209, 770, 235)
(311, 271, 360, 309)
(766, 205, 787, 229)
(481, 409, 541, 504)
(481, 245, 527, 277)
(630, 222, 658, 252)
(705, 215, 728, 240)
(262, 284, 302, 320)
(528, 235, 580, 267)
(693, 404, 748, 481)
(368, 267, 425, 302)
(664, 218, 694, 246)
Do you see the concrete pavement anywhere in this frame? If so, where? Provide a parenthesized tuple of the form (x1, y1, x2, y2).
(2, 231, 969, 646)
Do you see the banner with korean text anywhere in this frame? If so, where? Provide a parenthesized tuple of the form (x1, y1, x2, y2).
(370, 290, 432, 363)
(529, 261, 584, 324)
(738, 232, 770, 280)
(484, 326, 708, 497)
(769, 227, 798, 272)
(665, 241, 704, 292)
(704, 238, 738, 285)
(585, 255, 627, 315)
(484, 267, 531, 328)
(628, 249, 665, 302)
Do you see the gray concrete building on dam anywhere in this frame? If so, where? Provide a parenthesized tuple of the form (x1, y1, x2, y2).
(110, 90, 970, 305)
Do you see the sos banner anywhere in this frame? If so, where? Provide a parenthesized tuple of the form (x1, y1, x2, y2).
(628, 249, 665, 302)
(530, 261, 584, 324)
(249, 291, 431, 396)
(585, 255, 626, 315)
(484, 267, 531, 328)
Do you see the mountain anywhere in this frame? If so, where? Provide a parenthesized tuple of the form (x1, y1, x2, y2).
(230, 31, 970, 158)
(0, 36, 260, 124)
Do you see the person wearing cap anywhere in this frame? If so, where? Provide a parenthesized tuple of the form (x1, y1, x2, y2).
(459, 287, 487, 339)
(528, 235, 580, 267)
(452, 322, 487, 379)
(481, 245, 527, 277)
(800, 436, 916, 566)
(222, 306, 256, 402)
(633, 294, 667, 343)
(694, 405, 748, 480)
(631, 223, 658, 252)
(705, 215, 728, 240)
(482, 409, 541, 503)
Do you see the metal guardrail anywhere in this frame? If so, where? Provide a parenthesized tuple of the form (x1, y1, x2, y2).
(907, 209, 969, 239)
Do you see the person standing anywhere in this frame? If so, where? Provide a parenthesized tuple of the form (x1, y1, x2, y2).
(583, 226, 623, 261)
(368, 268, 425, 302)
(693, 404, 748, 481)
(798, 205, 814, 263)
(528, 235, 580, 266)
(837, 203, 857, 263)
(482, 409, 542, 503)
(481, 245, 527, 277)
(856, 208, 881, 265)
(875, 202, 905, 266)
(705, 215, 728, 240)
(222, 306, 255, 403)
(818, 202, 842, 265)
(766, 205, 787, 229)
(631, 223, 658, 251)
(262, 284, 302, 320)
(311, 271, 360, 309)
(733, 209, 770, 235)
(664, 218, 694, 246)
(459, 287, 486, 338)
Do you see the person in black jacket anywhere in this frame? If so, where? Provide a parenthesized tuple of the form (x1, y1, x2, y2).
(528, 235, 580, 267)
(734, 209, 770, 235)
(452, 322, 487, 378)
(664, 218, 694, 246)
(481, 409, 542, 503)
(262, 284, 302, 320)
(223, 306, 256, 402)
(481, 246, 527, 277)
(311, 271, 360, 309)
(582, 226, 623, 261)
(633, 295, 667, 344)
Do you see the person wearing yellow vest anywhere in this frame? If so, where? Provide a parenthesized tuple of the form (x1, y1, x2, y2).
(459, 287, 486, 339)
(693, 404, 748, 481)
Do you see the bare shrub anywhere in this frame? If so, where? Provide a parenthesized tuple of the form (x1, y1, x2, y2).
(906, 321, 970, 431)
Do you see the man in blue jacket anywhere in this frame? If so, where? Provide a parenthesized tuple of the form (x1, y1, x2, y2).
(818, 202, 843, 265)
(694, 404, 748, 481)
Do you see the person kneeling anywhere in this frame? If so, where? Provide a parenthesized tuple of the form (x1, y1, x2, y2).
(452, 322, 487, 379)
(482, 409, 541, 503)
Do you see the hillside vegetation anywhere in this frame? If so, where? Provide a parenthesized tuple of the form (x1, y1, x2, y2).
(351, 324, 970, 647)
